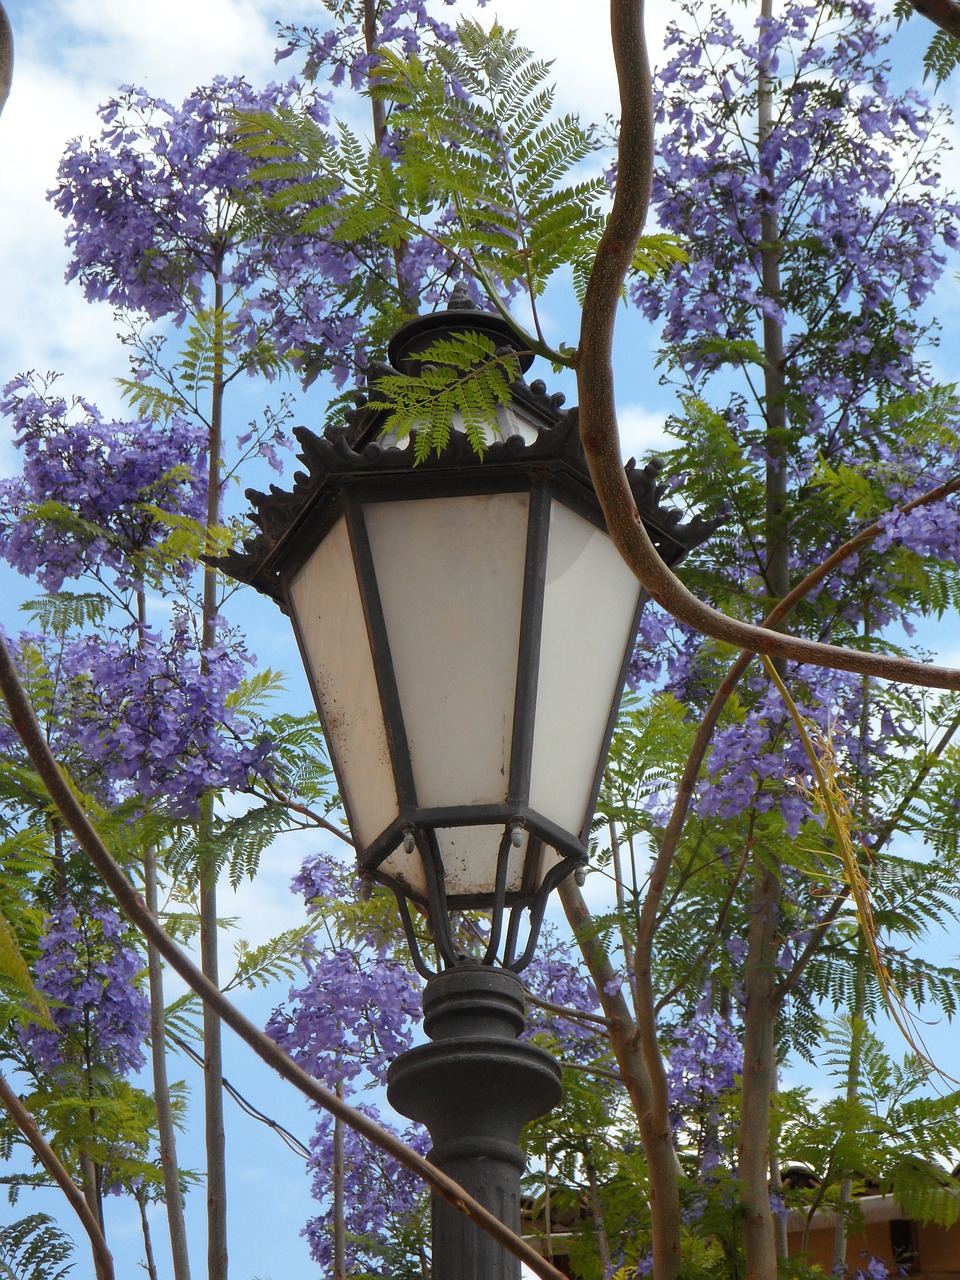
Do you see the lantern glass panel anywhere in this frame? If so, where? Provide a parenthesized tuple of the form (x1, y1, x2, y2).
(527, 499, 643, 834)
(375, 842, 429, 900)
(288, 516, 398, 849)
(435, 824, 530, 901)
(363, 491, 529, 810)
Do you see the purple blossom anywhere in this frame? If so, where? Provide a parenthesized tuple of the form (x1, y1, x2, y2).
(266, 940, 421, 1087)
(50, 77, 371, 388)
(65, 617, 273, 816)
(523, 927, 604, 1063)
(20, 898, 149, 1077)
(302, 1104, 429, 1272)
(0, 375, 206, 593)
(665, 1008, 741, 1123)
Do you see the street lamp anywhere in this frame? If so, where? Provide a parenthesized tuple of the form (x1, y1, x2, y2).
(219, 286, 714, 1278)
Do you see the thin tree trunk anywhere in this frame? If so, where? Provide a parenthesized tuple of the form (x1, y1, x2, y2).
(558, 876, 683, 1280)
(362, 0, 417, 315)
(738, 859, 782, 1280)
(138, 1189, 161, 1280)
(542, 1158, 553, 1263)
(832, 967, 867, 1274)
(740, 6, 789, 1275)
(136, 580, 193, 1280)
(145, 846, 193, 1280)
(200, 270, 228, 1280)
(609, 815, 635, 972)
(586, 1160, 611, 1274)
(769, 1078, 788, 1260)
(333, 1085, 346, 1280)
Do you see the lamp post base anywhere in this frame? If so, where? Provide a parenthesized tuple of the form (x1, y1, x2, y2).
(387, 964, 562, 1280)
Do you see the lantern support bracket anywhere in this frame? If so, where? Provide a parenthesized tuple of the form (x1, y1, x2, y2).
(389, 821, 583, 977)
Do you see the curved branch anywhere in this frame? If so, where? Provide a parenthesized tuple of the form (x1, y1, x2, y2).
(0, 2, 11, 117)
(0, 634, 568, 1280)
(576, 0, 960, 692)
(0, 1071, 115, 1280)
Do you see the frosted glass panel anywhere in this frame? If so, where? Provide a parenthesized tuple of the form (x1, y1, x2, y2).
(528, 502, 642, 834)
(376, 844, 429, 900)
(435, 825, 531, 900)
(289, 518, 398, 850)
(364, 492, 528, 809)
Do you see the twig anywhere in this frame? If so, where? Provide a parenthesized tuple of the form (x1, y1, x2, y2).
(0, 2, 11, 116)
(575, 0, 960, 693)
(525, 991, 612, 1028)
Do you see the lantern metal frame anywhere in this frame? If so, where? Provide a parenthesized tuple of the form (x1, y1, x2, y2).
(219, 299, 717, 975)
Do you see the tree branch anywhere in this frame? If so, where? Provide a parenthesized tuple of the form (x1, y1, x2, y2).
(0, 633, 568, 1280)
(0, 2, 11, 117)
(576, 0, 960, 692)
(0, 1071, 115, 1280)
(909, 0, 960, 39)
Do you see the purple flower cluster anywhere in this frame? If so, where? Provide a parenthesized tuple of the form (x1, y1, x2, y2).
(637, 0, 958, 433)
(697, 664, 869, 834)
(289, 850, 353, 905)
(666, 1003, 740, 1105)
(266, 940, 420, 1087)
(0, 375, 206, 593)
(523, 928, 604, 1061)
(623, 0, 960, 859)
(276, 1, 472, 89)
(665, 1001, 742, 1172)
(0, 616, 271, 816)
(51, 77, 369, 387)
(21, 899, 149, 1077)
(65, 617, 272, 815)
(303, 1103, 429, 1272)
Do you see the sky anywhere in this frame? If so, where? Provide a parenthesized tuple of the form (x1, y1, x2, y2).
(1, 1, 959, 1278)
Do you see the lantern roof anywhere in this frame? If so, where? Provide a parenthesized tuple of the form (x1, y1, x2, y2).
(218, 292, 720, 603)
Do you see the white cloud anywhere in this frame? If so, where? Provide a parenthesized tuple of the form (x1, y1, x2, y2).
(617, 402, 676, 460)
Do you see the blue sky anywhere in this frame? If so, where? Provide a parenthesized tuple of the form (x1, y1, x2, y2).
(1, 1, 959, 1277)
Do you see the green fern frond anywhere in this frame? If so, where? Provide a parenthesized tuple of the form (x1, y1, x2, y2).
(0, 1214, 73, 1280)
(116, 377, 188, 423)
(19, 593, 109, 636)
(223, 925, 315, 993)
(367, 330, 523, 459)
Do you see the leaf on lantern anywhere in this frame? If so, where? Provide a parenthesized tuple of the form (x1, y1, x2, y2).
(368, 329, 523, 460)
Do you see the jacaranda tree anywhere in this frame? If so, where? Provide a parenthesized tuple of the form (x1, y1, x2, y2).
(2, 1, 960, 1279)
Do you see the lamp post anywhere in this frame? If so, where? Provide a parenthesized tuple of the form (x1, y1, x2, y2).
(219, 286, 715, 1278)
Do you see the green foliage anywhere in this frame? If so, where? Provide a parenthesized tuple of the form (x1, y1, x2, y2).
(894, 0, 960, 83)
(368, 330, 521, 458)
(224, 925, 317, 993)
(0, 1214, 73, 1280)
(235, 18, 623, 377)
(0, 906, 49, 1036)
(781, 1018, 960, 1233)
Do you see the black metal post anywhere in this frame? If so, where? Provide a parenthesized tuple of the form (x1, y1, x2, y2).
(387, 964, 562, 1279)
